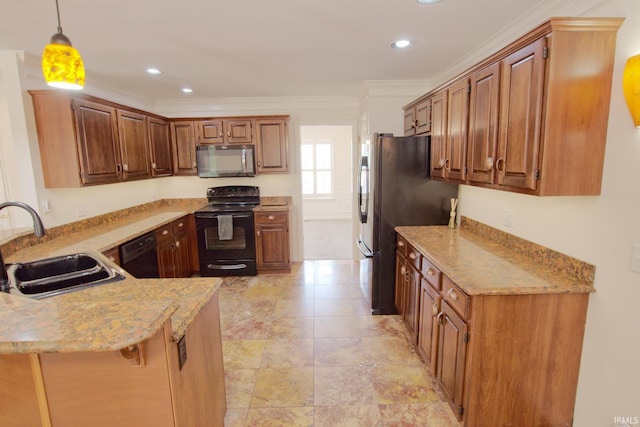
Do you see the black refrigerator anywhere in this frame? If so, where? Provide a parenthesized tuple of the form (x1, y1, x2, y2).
(357, 133, 458, 315)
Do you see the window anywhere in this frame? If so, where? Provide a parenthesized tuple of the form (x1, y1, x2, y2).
(301, 139, 333, 197)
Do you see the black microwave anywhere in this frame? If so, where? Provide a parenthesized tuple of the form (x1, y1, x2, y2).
(196, 145, 256, 177)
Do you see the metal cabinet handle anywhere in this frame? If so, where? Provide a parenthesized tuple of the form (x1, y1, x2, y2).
(400, 266, 406, 275)
(426, 267, 436, 276)
(409, 252, 417, 260)
(123, 163, 129, 172)
(398, 241, 405, 247)
(151, 162, 157, 169)
(192, 161, 197, 168)
(432, 303, 439, 316)
(162, 230, 169, 235)
(268, 215, 275, 220)
(175, 241, 180, 248)
(496, 158, 505, 172)
(447, 288, 459, 301)
(256, 230, 261, 237)
(257, 161, 262, 168)
(438, 158, 446, 168)
(437, 312, 445, 325)
(177, 222, 184, 228)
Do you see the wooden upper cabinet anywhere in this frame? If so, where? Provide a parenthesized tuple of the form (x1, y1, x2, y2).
(255, 117, 289, 173)
(117, 110, 151, 181)
(147, 118, 173, 177)
(496, 38, 545, 191)
(72, 98, 121, 185)
(404, 98, 432, 136)
(430, 91, 448, 179)
(170, 121, 198, 175)
(411, 18, 623, 196)
(197, 119, 252, 144)
(445, 79, 469, 182)
(467, 62, 500, 185)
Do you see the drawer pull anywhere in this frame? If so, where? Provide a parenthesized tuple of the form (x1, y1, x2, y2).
(162, 230, 169, 235)
(426, 267, 436, 276)
(432, 303, 439, 316)
(268, 215, 275, 220)
(437, 312, 445, 325)
(177, 222, 184, 228)
(400, 266, 406, 275)
(447, 288, 459, 301)
(398, 241, 405, 247)
(409, 252, 417, 260)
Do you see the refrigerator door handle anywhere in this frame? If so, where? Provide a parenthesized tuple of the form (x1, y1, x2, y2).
(357, 236, 374, 258)
(358, 155, 369, 223)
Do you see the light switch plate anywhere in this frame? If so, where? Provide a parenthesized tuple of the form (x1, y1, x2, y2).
(630, 243, 640, 274)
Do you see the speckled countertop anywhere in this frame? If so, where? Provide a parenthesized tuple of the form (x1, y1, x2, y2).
(254, 196, 293, 212)
(0, 199, 223, 354)
(395, 221, 595, 296)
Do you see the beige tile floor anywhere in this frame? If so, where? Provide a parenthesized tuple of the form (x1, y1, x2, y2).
(219, 260, 461, 427)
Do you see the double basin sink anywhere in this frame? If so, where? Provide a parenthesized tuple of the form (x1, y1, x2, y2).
(7, 253, 125, 299)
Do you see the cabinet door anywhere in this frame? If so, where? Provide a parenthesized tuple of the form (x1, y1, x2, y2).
(148, 118, 173, 177)
(173, 218, 192, 278)
(72, 98, 120, 185)
(467, 62, 500, 184)
(226, 119, 253, 144)
(418, 279, 440, 373)
(404, 108, 416, 136)
(415, 98, 432, 134)
(117, 110, 150, 181)
(156, 237, 176, 279)
(170, 122, 198, 175)
(255, 212, 290, 270)
(197, 120, 225, 144)
(394, 252, 408, 315)
(255, 119, 288, 173)
(497, 38, 546, 190)
(446, 79, 469, 182)
(437, 301, 468, 420)
(430, 91, 447, 179)
(404, 264, 421, 345)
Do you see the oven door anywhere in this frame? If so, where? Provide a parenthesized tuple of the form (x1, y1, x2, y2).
(195, 212, 257, 276)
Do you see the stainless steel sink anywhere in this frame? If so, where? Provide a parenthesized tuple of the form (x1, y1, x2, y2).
(8, 253, 125, 299)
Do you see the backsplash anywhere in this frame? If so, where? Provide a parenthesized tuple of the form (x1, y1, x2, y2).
(0, 198, 206, 258)
(460, 216, 596, 285)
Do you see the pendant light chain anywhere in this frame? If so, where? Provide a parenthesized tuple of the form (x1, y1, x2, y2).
(55, 0, 63, 34)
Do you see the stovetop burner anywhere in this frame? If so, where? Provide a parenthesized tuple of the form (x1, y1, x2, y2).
(196, 185, 261, 214)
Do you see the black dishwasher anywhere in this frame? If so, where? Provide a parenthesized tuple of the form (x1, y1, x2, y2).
(119, 232, 160, 278)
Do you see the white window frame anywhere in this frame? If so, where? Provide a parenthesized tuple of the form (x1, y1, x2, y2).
(301, 138, 334, 200)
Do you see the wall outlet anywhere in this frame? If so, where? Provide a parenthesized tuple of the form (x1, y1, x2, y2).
(630, 243, 640, 274)
(503, 209, 514, 228)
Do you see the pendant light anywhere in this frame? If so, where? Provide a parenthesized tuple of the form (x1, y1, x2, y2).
(41, 0, 85, 90)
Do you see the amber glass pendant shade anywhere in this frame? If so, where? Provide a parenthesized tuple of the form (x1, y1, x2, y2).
(42, 34, 85, 90)
(622, 54, 640, 128)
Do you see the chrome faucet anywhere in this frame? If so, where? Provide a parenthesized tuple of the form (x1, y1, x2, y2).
(0, 202, 46, 293)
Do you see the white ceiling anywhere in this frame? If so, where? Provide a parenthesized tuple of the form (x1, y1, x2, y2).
(0, 0, 588, 101)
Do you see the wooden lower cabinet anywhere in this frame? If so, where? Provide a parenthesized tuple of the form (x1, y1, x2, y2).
(255, 211, 290, 273)
(156, 216, 193, 279)
(403, 263, 421, 344)
(399, 237, 590, 425)
(394, 251, 406, 315)
(0, 293, 226, 427)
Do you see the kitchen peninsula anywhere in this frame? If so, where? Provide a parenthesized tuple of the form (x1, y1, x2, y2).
(0, 199, 226, 427)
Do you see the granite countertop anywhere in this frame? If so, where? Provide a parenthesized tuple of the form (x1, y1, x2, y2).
(0, 201, 222, 354)
(254, 196, 293, 212)
(395, 225, 595, 296)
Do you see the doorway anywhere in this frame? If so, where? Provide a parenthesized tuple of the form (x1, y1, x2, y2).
(300, 125, 353, 260)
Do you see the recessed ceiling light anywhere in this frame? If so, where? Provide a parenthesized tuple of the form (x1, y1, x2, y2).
(145, 68, 162, 75)
(391, 40, 411, 49)
(182, 87, 193, 94)
(417, 0, 442, 3)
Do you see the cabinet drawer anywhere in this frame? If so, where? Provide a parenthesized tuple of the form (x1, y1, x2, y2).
(407, 244, 421, 271)
(255, 212, 288, 225)
(396, 235, 408, 257)
(155, 224, 173, 242)
(172, 217, 188, 234)
(442, 276, 469, 319)
(422, 257, 442, 291)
